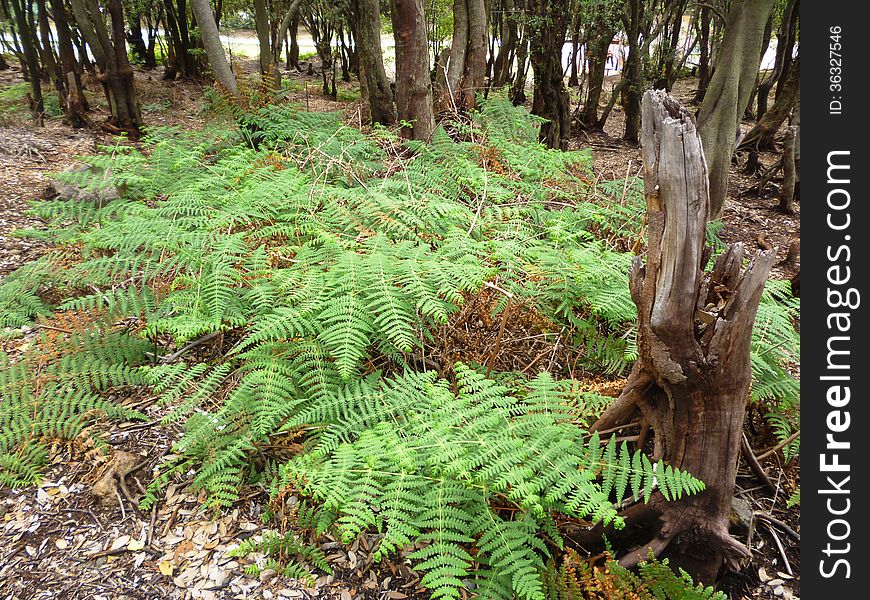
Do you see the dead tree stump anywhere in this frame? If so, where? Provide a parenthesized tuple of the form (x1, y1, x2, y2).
(589, 90, 776, 583)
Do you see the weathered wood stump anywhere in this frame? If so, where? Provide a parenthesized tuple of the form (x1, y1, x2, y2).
(589, 90, 776, 583)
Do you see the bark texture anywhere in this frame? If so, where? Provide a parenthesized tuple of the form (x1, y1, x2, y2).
(589, 90, 775, 584)
(190, 0, 239, 97)
(391, 0, 435, 140)
(697, 0, 774, 219)
(253, 0, 280, 88)
(528, 0, 569, 149)
(356, 0, 395, 125)
(740, 55, 800, 150)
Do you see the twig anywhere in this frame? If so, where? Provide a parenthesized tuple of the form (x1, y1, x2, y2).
(33, 323, 73, 334)
(146, 503, 158, 547)
(486, 295, 513, 379)
(741, 432, 776, 494)
(756, 430, 800, 461)
(762, 521, 793, 576)
(156, 331, 220, 363)
(161, 504, 180, 537)
(753, 511, 800, 541)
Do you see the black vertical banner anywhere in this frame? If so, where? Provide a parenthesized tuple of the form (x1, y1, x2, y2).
(801, 2, 867, 596)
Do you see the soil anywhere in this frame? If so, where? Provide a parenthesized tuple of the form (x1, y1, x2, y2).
(0, 62, 798, 600)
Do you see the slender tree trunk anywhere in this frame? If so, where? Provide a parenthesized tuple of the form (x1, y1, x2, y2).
(491, 0, 517, 88)
(190, 0, 239, 97)
(253, 0, 279, 88)
(459, 0, 487, 110)
(693, 5, 711, 103)
(586, 90, 774, 584)
(755, 0, 796, 119)
(11, 0, 44, 124)
(391, 0, 435, 140)
(105, 0, 142, 134)
(529, 0, 569, 149)
(37, 0, 64, 100)
(697, 0, 774, 220)
(356, 0, 395, 125)
(622, 0, 643, 144)
(580, 23, 614, 128)
(288, 14, 300, 69)
(126, 6, 149, 65)
(49, 0, 89, 126)
(510, 31, 528, 105)
(740, 54, 799, 150)
(436, 0, 468, 111)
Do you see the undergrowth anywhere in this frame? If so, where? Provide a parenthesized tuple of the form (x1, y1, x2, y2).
(0, 94, 799, 598)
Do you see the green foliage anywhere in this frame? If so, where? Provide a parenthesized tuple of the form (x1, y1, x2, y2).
(0, 82, 29, 124)
(0, 94, 798, 598)
(226, 530, 332, 583)
(279, 366, 704, 600)
(751, 280, 800, 462)
(0, 329, 147, 486)
(544, 549, 726, 600)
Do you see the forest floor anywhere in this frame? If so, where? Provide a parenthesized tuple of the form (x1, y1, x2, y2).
(0, 62, 799, 600)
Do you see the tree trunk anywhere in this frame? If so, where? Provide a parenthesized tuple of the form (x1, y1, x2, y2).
(510, 32, 528, 106)
(622, 0, 643, 144)
(567, 9, 581, 88)
(755, 0, 796, 120)
(126, 6, 149, 66)
(37, 0, 64, 101)
(529, 0, 569, 149)
(580, 23, 614, 129)
(741, 54, 799, 150)
(391, 0, 435, 140)
(105, 0, 142, 135)
(253, 0, 279, 88)
(274, 1, 302, 63)
(11, 0, 45, 124)
(49, 0, 89, 126)
(491, 0, 517, 88)
(778, 125, 797, 213)
(697, 0, 773, 220)
(459, 0, 487, 110)
(589, 90, 775, 584)
(190, 0, 239, 97)
(693, 5, 711, 103)
(436, 0, 467, 111)
(356, 0, 395, 125)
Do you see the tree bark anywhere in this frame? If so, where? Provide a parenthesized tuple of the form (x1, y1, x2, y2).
(580, 22, 614, 129)
(190, 0, 239, 97)
(105, 0, 143, 134)
(692, 5, 711, 103)
(740, 54, 799, 150)
(356, 0, 395, 125)
(436, 0, 467, 111)
(778, 125, 797, 213)
(460, 0, 487, 110)
(253, 0, 280, 88)
(622, 0, 643, 143)
(49, 0, 89, 126)
(589, 90, 775, 584)
(697, 0, 774, 220)
(10, 0, 44, 124)
(391, 0, 435, 140)
(529, 0, 569, 149)
(491, 0, 517, 88)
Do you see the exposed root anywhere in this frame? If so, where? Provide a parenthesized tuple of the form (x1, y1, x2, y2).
(618, 534, 673, 569)
(589, 370, 652, 432)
